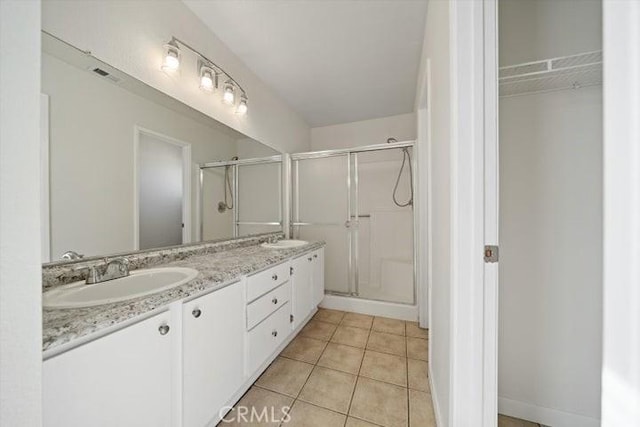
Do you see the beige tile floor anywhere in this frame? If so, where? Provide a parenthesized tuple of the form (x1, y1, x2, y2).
(220, 309, 434, 427)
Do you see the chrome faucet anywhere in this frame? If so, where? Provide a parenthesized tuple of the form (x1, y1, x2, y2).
(61, 250, 84, 260)
(86, 257, 130, 284)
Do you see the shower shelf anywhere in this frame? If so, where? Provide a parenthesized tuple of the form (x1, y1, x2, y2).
(499, 50, 602, 97)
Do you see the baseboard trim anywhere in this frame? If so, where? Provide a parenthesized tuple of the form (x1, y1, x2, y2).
(428, 363, 443, 427)
(320, 294, 418, 321)
(498, 396, 600, 427)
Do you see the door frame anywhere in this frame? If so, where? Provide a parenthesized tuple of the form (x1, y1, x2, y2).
(41, 93, 51, 262)
(448, 0, 498, 424)
(601, 1, 640, 425)
(133, 126, 192, 250)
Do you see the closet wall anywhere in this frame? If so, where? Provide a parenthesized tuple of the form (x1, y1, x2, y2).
(498, 1, 602, 426)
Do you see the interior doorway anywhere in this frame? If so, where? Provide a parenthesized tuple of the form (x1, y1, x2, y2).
(134, 127, 191, 250)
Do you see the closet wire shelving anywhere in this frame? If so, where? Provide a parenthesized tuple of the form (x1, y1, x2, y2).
(499, 50, 602, 97)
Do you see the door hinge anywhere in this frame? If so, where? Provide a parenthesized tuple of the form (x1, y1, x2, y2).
(484, 245, 499, 263)
(290, 266, 294, 276)
(290, 314, 294, 323)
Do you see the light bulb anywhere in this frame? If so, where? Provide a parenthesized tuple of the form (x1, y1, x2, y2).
(236, 95, 248, 115)
(199, 66, 215, 92)
(161, 42, 181, 72)
(223, 81, 235, 105)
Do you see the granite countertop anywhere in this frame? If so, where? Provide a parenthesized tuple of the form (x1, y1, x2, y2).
(43, 240, 324, 353)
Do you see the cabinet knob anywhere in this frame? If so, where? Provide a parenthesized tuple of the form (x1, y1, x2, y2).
(272, 297, 278, 305)
(192, 308, 202, 318)
(314, 254, 318, 259)
(158, 324, 170, 336)
(272, 274, 278, 281)
(272, 330, 278, 337)
(308, 257, 312, 262)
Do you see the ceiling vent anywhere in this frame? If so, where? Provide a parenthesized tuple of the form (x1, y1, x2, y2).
(90, 67, 121, 84)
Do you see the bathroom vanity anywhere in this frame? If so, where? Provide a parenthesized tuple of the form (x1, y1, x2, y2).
(42, 235, 324, 427)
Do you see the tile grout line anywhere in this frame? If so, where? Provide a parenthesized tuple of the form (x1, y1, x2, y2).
(343, 324, 372, 425)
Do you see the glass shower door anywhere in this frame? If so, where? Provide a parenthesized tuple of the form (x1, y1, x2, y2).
(353, 149, 415, 304)
(291, 154, 353, 295)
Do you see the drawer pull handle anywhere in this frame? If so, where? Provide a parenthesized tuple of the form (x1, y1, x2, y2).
(272, 297, 278, 304)
(272, 330, 278, 337)
(272, 274, 278, 281)
(158, 324, 170, 336)
(192, 308, 202, 318)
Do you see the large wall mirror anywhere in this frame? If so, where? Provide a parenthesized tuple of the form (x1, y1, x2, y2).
(41, 32, 283, 262)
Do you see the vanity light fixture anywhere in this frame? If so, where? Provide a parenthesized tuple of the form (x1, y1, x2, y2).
(199, 64, 216, 92)
(162, 36, 248, 114)
(222, 81, 236, 105)
(161, 40, 181, 72)
(236, 94, 248, 115)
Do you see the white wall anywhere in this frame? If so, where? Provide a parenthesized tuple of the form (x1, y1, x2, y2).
(43, 53, 240, 258)
(418, 0, 452, 425)
(499, 0, 602, 66)
(0, 1, 43, 425)
(310, 113, 416, 151)
(498, 1, 603, 425)
(499, 88, 602, 425)
(41, 0, 310, 155)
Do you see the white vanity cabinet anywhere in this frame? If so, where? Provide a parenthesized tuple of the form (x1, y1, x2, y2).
(43, 247, 325, 427)
(43, 311, 174, 427)
(291, 253, 314, 329)
(312, 248, 325, 306)
(182, 281, 245, 427)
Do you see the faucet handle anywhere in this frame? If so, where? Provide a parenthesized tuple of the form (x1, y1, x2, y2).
(86, 265, 100, 284)
(107, 257, 130, 275)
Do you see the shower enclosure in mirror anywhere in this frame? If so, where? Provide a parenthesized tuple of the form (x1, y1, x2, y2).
(199, 156, 283, 239)
(290, 141, 416, 305)
(41, 31, 282, 262)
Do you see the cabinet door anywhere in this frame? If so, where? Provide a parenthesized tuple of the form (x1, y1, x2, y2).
(183, 281, 245, 427)
(43, 311, 173, 427)
(292, 254, 313, 328)
(312, 248, 325, 306)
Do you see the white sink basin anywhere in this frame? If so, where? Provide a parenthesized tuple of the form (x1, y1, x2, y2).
(261, 240, 309, 249)
(43, 267, 199, 309)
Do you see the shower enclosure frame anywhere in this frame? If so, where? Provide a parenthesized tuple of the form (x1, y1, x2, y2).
(198, 155, 284, 239)
(289, 140, 418, 305)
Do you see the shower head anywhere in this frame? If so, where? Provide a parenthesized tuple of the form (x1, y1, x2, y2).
(231, 156, 239, 161)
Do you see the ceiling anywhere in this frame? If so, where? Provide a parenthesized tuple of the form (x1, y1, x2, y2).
(183, 0, 428, 127)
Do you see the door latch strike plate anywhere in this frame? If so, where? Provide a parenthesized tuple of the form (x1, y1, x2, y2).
(484, 245, 499, 263)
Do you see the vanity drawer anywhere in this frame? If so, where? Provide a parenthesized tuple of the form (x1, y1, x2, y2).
(247, 302, 290, 375)
(246, 262, 290, 302)
(247, 281, 291, 330)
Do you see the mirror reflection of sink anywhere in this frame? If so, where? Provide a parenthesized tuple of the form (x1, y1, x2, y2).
(43, 267, 199, 309)
(261, 240, 309, 249)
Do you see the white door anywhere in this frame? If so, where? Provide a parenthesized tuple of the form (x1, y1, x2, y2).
(292, 255, 312, 328)
(43, 311, 173, 427)
(182, 282, 245, 427)
(137, 132, 185, 249)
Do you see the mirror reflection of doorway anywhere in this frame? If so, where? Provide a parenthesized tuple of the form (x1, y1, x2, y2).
(136, 128, 191, 250)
